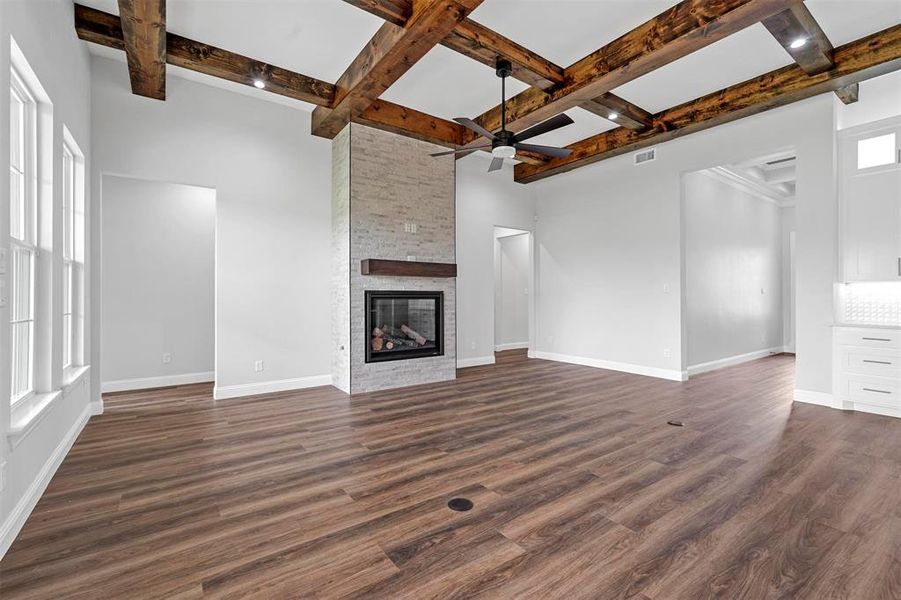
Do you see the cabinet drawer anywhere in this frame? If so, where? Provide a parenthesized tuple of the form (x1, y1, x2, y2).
(842, 374, 901, 409)
(840, 347, 901, 377)
(835, 328, 901, 349)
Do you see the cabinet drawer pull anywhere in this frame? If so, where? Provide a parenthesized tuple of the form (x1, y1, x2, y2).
(862, 337, 892, 342)
(862, 388, 892, 394)
(862, 359, 892, 365)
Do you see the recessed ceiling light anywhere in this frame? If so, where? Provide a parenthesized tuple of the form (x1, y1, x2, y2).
(608, 112, 619, 120)
(253, 79, 266, 89)
(789, 38, 807, 49)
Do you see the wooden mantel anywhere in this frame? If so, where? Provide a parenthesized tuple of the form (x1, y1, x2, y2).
(361, 259, 457, 278)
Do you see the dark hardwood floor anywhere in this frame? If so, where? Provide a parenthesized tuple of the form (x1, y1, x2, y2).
(2, 351, 900, 599)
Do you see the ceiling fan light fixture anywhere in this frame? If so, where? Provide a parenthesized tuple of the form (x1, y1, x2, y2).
(789, 37, 807, 49)
(492, 145, 516, 159)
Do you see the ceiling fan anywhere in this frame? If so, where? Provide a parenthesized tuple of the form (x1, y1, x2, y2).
(431, 59, 574, 172)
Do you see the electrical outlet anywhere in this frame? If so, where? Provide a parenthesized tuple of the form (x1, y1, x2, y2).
(162, 353, 171, 364)
(663, 348, 672, 358)
(663, 283, 670, 294)
(470, 341, 476, 350)
(254, 360, 264, 372)
(411, 223, 417, 233)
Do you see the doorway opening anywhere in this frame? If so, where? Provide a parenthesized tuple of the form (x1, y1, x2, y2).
(493, 226, 532, 363)
(100, 175, 216, 393)
(681, 150, 797, 377)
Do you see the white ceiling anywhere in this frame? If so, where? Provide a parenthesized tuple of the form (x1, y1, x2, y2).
(80, 0, 901, 137)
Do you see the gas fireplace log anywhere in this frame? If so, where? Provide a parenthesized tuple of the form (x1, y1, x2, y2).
(371, 331, 417, 351)
(401, 324, 427, 346)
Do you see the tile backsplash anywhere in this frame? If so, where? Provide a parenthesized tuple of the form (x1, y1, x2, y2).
(841, 282, 901, 326)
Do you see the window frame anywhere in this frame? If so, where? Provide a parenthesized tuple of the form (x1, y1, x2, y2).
(62, 143, 75, 369)
(9, 65, 38, 407)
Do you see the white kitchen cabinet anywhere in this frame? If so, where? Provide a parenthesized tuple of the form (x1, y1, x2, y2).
(833, 326, 901, 418)
(840, 118, 901, 282)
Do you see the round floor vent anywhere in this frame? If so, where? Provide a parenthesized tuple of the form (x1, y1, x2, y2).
(447, 497, 474, 512)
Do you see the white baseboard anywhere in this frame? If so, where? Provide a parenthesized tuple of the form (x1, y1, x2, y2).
(213, 374, 332, 400)
(457, 355, 496, 368)
(688, 346, 789, 377)
(0, 403, 91, 559)
(101, 371, 214, 393)
(847, 402, 901, 419)
(494, 342, 529, 352)
(90, 399, 104, 416)
(533, 351, 687, 382)
(794, 388, 835, 408)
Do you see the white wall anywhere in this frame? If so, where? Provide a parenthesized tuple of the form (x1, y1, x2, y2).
(101, 176, 215, 390)
(456, 157, 536, 366)
(782, 206, 796, 351)
(91, 56, 333, 398)
(683, 171, 785, 369)
(530, 95, 837, 391)
(0, 0, 95, 557)
(495, 232, 530, 349)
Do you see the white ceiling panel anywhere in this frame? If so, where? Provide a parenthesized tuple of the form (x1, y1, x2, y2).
(470, 0, 674, 67)
(379, 45, 529, 121)
(807, 0, 901, 46)
(610, 23, 794, 114)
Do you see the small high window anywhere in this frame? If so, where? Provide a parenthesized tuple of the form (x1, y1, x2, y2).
(857, 132, 896, 170)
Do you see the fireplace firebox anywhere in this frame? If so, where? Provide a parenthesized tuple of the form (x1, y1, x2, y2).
(365, 291, 443, 363)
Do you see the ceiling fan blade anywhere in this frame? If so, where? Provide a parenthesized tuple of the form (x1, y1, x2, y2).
(515, 143, 572, 159)
(488, 157, 505, 172)
(513, 114, 575, 143)
(455, 117, 497, 141)
(429, 145, 490, 157)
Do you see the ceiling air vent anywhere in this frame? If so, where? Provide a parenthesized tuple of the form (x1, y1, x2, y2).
(634, 148, 656, 165)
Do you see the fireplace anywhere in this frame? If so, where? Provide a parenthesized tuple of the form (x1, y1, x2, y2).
(365, 291, 443, 363)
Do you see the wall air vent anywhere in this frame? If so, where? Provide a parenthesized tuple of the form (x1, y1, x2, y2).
(634, 148, 656, 165)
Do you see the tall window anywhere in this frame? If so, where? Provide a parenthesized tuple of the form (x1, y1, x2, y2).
(10, 68, 36, 403)
(62, 144, 75, 368)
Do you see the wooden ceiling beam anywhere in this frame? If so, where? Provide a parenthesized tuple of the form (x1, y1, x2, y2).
(762, 3, 856, 105)
(515, 24, 901, 183)
(311, 0, 483, 139)
(464, 0, 803, 147)
(356, 99, 465, 147)
(762, 3, 835, 75)
(342, 0, 565, 90)
(834, 83, 860, 105)
(117, 0, 167, 100)
(75, 4, 336, 106)
(579, 93, 654, 131)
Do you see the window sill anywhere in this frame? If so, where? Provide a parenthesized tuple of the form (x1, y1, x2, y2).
(8, 390, 62, 447)
(63, 365, 90, 392)
(8, 366, 91, 448)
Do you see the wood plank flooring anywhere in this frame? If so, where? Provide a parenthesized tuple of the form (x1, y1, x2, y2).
(2, 351, 900, 598)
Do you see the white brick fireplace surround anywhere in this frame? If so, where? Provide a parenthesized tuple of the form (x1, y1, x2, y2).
(331, 124, 457, 394)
